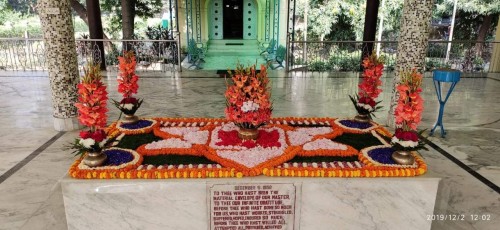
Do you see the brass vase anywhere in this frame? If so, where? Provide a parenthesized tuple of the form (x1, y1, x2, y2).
(122, 114, 139, 124)
(353, 113, 371, 123)
(83, 151, 107, 167)
(391, 150, 415, 165)
(238, 127, 259, 140)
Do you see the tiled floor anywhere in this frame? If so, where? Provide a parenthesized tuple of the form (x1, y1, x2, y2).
(0, 71, 498, 229)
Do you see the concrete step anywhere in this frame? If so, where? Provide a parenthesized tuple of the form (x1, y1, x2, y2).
(205, 39, 261, 57)
(206, 52, 260, 57)
(207, 46, 258, 52)
(208, 39, 259, 46)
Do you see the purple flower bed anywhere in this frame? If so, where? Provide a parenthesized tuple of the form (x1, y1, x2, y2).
(339, 120, 373, 129)
(120, 120, 153, 129)
(104, 149, 134, 166)
(367, 147, 396, 165)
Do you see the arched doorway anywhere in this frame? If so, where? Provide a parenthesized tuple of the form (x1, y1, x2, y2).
(209, 0, 257, 40)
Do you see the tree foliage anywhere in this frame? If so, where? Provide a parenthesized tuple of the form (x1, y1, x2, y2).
(295, 0, 365, 41)
(433, 0, 499, 40)
(294, 0, 405, 41)
(0, 0, 22, 26)
(6, 0, 36, 15)
(100, 0, 162, 37)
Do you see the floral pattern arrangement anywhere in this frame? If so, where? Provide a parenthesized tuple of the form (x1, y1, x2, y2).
(116, 118, 159, 135)
(350, 54, 384, 117)
(69, 63, 109, 156)
(113, 51, 143, 115)
(225, 64, 272, 129)
(68, 117, 427, 179)
(392, 69, 426, 151)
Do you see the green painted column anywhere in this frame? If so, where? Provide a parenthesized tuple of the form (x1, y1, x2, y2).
(38, 0, 80, 131)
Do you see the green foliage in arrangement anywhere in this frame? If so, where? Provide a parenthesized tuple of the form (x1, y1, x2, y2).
(116, 133, 162, 150)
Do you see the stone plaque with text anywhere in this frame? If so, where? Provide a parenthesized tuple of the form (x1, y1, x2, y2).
(209, 183, 296, 230)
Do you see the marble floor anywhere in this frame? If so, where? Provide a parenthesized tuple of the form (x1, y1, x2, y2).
(0, 70, 498, 229)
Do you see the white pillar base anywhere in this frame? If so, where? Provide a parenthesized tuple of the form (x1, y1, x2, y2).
(54, 117, 81, 131)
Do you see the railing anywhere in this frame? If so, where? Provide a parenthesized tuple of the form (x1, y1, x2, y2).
(287, 40, 499, 73)
(1, 38, 497, 74)
(0, 38, 181, 72)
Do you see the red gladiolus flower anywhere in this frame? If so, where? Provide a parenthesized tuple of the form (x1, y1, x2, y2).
(224, 64, 272, 127)
(79, 131, 92, 139)
(121, 97, 138, 104)
(358, 97, 376, 107)
(91, 129, 106, 142)
(395, 69, 424, 133)
(75, 64, 108, 130)
(357, 54, 384, 114)
(117, 51, 140, 98)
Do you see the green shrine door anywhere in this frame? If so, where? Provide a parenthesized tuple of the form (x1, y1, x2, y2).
(209, 0, 257, 40)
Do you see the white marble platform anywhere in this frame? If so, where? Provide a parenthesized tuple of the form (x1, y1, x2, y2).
(62, 176, 440, 230)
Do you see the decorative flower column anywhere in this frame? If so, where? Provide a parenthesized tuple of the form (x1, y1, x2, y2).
(387, 0, 434, 127)
(38, 0, 80, 131)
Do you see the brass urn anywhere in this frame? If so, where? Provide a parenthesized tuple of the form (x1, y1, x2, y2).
(122, 114, 139, 124)
(83, 151, 107, 167)
(353, 113, 371, 123)
(238, 128, 259, 140)
(391, 150, 415, 165)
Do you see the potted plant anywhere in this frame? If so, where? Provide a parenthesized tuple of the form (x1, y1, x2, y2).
(224, 64, 272, 140)
(112, 51, 143, 124)
(350, 53, 384, 123)
(391, 69, 427, 165)
(70, 63, 109, 167)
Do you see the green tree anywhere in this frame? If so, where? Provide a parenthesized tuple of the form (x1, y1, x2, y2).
(296, 0, 364, 41)
(6, 0, 36, 15)
(101, 0, 162, 39)
(0, 0, 22, 26)
(377, 0, 404, 40)
(434, 0, 499, 55)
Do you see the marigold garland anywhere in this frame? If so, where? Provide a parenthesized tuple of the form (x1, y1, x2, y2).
(68, 117, 427, 179)
(297, 144, 359, 157)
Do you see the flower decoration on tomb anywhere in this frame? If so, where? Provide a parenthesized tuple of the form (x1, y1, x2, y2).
(68, 63, 110, 167)
(68, 117, 427, 179)
(392, 69, 427, 151)
(225, 64, 272, 140)
(112, 51, 143, 120)
(224, 64, 272, 139)
(350, 54, 384, 122)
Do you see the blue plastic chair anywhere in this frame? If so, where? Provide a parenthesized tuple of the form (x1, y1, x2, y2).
(430, 69, 461, 137)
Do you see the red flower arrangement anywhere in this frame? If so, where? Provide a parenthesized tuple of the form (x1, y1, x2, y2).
(113, 51, 143, 115)
(392, 69, 427, 151)
(224, 64, 272, 129)
(215, 129, 281, 148)
(350, 54, 384, 116)
(70, 63, 109, 156)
